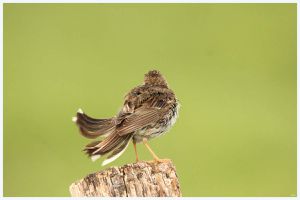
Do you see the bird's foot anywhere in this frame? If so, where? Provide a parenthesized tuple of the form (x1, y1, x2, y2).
(151, 157, 171, 163)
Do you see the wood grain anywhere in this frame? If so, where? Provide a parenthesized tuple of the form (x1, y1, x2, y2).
(69, 160, 181, 197)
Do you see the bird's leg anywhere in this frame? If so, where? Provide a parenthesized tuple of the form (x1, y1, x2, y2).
(143, 138, 167, 162)
(133, 140, 139, 162)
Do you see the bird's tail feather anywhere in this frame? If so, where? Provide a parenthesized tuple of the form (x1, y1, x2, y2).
(84, 132, 133, 165)
(73, 109, 115, 139)
(102, 135, 132, 166)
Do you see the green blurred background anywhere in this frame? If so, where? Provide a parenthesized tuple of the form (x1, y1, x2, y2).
(4, 3, 296, 197)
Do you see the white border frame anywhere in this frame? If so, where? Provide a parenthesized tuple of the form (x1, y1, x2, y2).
(0, 1, 297, 199)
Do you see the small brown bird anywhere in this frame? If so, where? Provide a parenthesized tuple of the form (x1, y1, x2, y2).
(72, 70, 180, 166)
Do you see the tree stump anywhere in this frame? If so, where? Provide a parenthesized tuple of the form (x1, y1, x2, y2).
(69, 160, 181, 197)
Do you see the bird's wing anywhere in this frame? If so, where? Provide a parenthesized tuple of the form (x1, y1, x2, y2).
(116, 107, 161, 136)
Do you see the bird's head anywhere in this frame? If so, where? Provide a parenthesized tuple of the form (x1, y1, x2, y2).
(144, 70, 168, 87)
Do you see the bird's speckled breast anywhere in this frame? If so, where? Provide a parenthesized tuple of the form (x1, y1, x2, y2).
(133, 102, 180, 143)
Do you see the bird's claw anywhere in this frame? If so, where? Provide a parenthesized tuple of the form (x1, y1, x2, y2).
(152, 158, 171, 163)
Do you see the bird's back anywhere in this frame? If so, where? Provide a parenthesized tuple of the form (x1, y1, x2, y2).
(119, 84, 179, 143)
(121, 84, 176, 113)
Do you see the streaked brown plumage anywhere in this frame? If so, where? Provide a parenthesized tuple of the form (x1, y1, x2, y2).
(73, 70, 180, 166)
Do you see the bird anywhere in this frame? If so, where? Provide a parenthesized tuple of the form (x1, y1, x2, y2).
(72, 70, 180, 166)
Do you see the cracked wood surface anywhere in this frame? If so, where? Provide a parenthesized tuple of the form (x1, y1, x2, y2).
(69, 160, 182, 197)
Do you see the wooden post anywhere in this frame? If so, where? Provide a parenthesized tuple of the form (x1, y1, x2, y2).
(69, 160, 182, 197)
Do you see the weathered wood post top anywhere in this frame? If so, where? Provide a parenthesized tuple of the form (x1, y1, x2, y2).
(69, 160, 181, 197)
